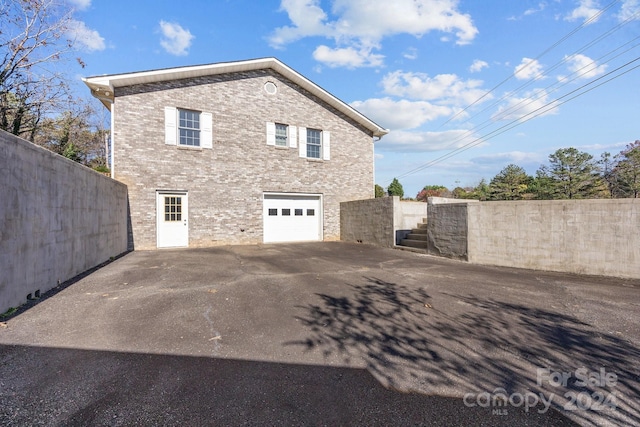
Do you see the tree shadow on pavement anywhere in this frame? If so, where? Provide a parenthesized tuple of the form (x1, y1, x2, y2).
(287, 277, 640, 427)
(0, 344, 576, 426)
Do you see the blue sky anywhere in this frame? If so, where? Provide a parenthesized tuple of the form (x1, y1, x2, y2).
(66, 0, 640, 197)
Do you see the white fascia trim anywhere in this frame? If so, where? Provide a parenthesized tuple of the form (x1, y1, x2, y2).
(83, 58, 389, 138)
(263, 192, 323, 199)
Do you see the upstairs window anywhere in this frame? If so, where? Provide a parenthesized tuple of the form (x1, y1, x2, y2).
(266, 122, 296, 148)
(298, 127, 330, 160)
(164, 106, 212, 149)
(179, 109, 200, 147)
(275, 124, 288, 147)
(306, 128, 321, 159)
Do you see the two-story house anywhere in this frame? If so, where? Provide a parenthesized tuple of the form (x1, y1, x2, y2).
(83, 58, 388, 249)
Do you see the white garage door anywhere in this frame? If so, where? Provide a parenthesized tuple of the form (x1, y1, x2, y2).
(263, 194, 322, 243)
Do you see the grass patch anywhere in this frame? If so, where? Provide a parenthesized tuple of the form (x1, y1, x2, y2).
(0, 307, 18, 318)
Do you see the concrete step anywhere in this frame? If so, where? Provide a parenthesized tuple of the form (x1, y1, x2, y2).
(416, 222, 428, 229)
(394, 245, 427, 254)
(400, 239, 429, 249)
(405, 233, 429, 241)
(411, 228, 429, 235)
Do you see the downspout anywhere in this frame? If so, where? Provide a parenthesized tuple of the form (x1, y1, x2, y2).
(110, 101, 115, 179)
(372, 133, 384, 197)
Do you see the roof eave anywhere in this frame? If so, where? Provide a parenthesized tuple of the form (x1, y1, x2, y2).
(83, 58, 389, 137)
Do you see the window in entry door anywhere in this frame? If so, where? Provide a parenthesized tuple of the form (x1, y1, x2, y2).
(164, 196, 182, 221)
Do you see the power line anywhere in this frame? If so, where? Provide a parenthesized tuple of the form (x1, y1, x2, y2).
(385, 3, 640, 186)
(391, 43, 640, 182)
(437, 0, 621, 130)
(459, 7, 640, 129)
(392, 55, 640, 182)
(429, 6, 639, 156)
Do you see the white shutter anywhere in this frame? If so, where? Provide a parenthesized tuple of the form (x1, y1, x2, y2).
(164, 107, 177, 145)
(266, 122, 276, 146)
(201, 112, 213, 149)
(322, 131, 330, 160)
(289, 125, 297, 148)
(298, 127, 307, 158)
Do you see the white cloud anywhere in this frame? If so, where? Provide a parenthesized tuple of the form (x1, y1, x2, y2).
(564, 54, 607, 79)
(469, 59, 488, 73)
(508, 2, 547, 20)
(492, 88, 559, 121)
(403, 47, 418, 60)
(159, 21, 194, 56)
(471, 151, 544, 166)
(576, 141, 629, 151)
(618, 0, 640, 21)
(376, 129, 479, 152)
(67, 20, 105, 52)
(524, 2, 547, 16)
(565, 0, 602, 24)
(313, 45, 383, 68)
(514, 58, 545, 80)
(351, 98, 452, 130)
(381, 70, 489, 106)
(269, 0, 328, 47)
(67, 0, 91, 10)
(269, 0, 478, 67)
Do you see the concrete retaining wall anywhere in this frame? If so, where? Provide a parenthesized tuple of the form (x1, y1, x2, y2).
(340, 197, 395, 247)
(0, 130, 129, 314)
(427, 198, 640, 278)
(466, 199, 640, 278)
(426, 197, 479, 260)
(340, 197, 428, 247)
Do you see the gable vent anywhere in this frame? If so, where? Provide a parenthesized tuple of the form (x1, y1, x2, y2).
(264, 81, 277, 95)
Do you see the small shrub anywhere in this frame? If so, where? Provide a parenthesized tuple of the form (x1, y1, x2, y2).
(0, 307, 17, 318)
(93, 165, 110, 173)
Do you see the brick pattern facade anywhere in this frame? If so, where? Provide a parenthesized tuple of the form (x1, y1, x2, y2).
(113, 69, 374, 249)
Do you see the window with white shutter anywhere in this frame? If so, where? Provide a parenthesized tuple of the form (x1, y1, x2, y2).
(165, 107, 177, 146)
(298, 127, 307, 158)
(165, 107, 212, 149)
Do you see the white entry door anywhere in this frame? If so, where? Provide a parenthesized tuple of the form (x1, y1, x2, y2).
(157, 192, 188, 248)
(263, 194, 322, 243)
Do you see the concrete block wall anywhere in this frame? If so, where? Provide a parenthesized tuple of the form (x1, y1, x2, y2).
(426, 198, 477, 260)
(340, 197, 429, 247)
(466, 199, 640, 278)
(0, 130, 129, 314)
(340, 197, 396, 247)
(114, 69, 374, 249)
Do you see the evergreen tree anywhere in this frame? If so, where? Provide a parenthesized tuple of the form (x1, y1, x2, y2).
(387, 178, 404, 198)
(536, 148, 607, 199)
(488, 164, 532, 200)
(374, 184, 385, 198)
(473, 179, 490, 201)
(613, 141, 640, 198)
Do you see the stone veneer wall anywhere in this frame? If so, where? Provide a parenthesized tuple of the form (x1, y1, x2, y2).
(0, 130, 129, 314)
(113, 69, 374, 249)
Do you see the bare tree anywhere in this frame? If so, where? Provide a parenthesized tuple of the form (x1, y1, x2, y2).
(0, 0, 78, 139)
(33, 98, 109, 167)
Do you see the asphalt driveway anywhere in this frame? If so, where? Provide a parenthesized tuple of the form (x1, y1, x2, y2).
(0, 242, 639, 426)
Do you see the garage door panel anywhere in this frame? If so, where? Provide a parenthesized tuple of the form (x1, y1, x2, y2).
(263, 195, 321, 243)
